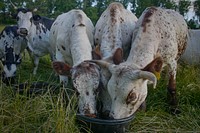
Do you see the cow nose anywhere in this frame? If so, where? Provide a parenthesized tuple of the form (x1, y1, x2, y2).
(19, 28, 28, 36)
(84, 108, 96, 118)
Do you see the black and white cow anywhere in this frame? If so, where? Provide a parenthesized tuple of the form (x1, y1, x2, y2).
(0, 25, 27, 84)
(12, 8, 54, 74)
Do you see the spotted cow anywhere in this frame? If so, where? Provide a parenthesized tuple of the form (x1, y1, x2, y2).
(12, 8, 54, 74)
(92, 7, 188, 119)
(0, 25, 27, 84)
(50, 10, 100, 117)
(92, 2, 138, 118)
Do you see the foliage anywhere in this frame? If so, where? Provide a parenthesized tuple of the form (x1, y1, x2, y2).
(0, 0, 199, 29)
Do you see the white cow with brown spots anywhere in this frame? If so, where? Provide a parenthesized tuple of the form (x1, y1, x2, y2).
(92, 2, 138, 118)
(92, 7, 188, 119)
(50, 10, 100, 117)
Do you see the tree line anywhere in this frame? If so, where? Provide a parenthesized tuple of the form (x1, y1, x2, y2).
(1, 0, 200, 29)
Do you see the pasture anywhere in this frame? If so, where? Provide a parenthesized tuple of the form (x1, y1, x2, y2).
(0, 25, 200, 132)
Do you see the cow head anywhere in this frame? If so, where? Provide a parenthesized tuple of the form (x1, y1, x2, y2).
(1, 46, 21, 85)
(90, 57, 163, 119)
(12, 8, 41, 37)
(52, 61, 101, 117)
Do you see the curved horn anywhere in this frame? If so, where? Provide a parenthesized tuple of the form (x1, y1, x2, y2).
(139, 71, 157, 88)
(88, 60, 112, 69)
(9, 0, 17, 9)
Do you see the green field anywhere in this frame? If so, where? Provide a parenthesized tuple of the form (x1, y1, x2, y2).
(0, 25, 200, 132)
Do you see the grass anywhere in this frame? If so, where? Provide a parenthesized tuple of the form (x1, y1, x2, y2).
(0, 26, 200, 132)
(0, 25, 5, 32)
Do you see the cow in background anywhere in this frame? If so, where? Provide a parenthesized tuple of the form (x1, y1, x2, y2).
(51, 10, 101, 117)
(91, 7, 188, 119)
(92, 2, 138, 118)
(12, 7, 54, 75)
(0, 25, 27, 84)
(181, 29, 200, 64)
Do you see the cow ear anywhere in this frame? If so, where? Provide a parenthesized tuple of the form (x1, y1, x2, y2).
(113, 48, 123, 65)
(33, 15, 41, 21)
(92, 45, 102, 60)
(52, 61, 71, 76)
(10, 13, 17, 19)
(142, 57, 163, 80)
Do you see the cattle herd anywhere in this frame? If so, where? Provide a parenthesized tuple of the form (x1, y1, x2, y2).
(0, 2, 189, 119)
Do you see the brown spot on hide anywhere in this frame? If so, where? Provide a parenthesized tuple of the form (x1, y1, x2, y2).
(142, 7, 157, 32)
(110, 4, 118, 24)
(142, 56, 163, 74)
(126, 90, 137, 105)
(78, 23, 85, 27)
(113, 48, 123, 65)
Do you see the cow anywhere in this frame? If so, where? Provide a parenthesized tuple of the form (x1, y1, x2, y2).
(181, 29, 200, 64)
(0, 25, 27, 84)
(91, 7, 188, 119)
(92, 2, 138, 118)
(50, 10, 101, 117)
(12, 7, 54, 75)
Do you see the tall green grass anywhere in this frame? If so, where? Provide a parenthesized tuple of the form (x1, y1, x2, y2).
(0, 53, 199, 132)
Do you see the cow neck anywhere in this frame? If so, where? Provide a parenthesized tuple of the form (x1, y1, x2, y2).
(70, 26, 92, 67)
(126, 28, 156, 69)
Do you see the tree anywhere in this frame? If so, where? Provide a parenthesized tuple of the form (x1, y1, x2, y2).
(178, 0, 191, 16)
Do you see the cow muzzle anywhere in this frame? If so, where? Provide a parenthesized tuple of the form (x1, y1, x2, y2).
(18, 28, 28, 36)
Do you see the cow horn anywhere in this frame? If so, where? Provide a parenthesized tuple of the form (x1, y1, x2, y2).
(139, 71, 157, 88)
(9, 0, 17, 9)
(32, 8, 38, 12)
(88, 60, 112, 69)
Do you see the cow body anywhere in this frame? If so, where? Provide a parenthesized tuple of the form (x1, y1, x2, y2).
(94, 2, 138, 116)
(15, 8, 54, 74)
(0, 25, 27, 84)
(51, 10, 100, 116)
(93, 7, 188, 119)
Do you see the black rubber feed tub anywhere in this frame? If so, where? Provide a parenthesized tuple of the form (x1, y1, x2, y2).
(76, 114, 134, 133)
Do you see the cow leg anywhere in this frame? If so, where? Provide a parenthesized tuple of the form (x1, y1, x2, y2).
(33, 56, 39, 75)
(56, 50, 68, 88)
(167, 61, 180, 114)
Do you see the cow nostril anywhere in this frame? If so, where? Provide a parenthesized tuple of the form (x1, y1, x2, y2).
(19, 28, 28, 35)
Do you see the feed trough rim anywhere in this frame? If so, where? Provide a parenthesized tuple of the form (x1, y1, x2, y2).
(76, 114, 134, 125)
